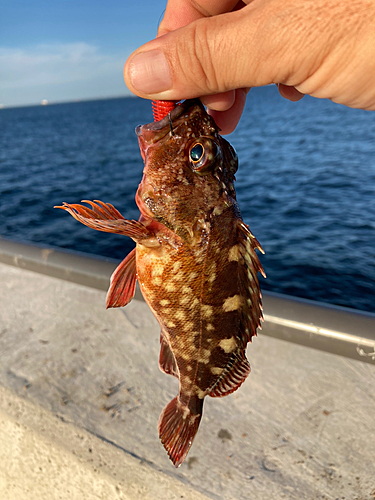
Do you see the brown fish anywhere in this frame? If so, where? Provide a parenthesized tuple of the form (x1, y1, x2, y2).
(56, 99, 265, 467)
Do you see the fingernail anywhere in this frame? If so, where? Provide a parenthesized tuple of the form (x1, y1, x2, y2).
(128, 50, 172, 94)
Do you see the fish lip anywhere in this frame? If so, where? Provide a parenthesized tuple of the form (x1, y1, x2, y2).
(137, 134, 148, 160)
(136, 99, 203, 148)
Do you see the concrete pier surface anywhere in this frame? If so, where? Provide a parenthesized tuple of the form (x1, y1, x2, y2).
(0, 257, 375, 499)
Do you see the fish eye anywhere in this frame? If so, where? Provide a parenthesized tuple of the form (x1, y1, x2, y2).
(188, 138, 221, 176)
(190, 144, 204, 163)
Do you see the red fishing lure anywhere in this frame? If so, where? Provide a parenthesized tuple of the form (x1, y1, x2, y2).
(152, 100, 178, 121)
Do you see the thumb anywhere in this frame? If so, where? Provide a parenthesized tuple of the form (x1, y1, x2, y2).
(124, 6, 281, 100)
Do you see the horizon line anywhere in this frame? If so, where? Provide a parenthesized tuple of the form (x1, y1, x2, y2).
(0, 93, 137, 111)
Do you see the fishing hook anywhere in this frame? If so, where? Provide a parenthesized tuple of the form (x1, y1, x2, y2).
(169, 112, 175, 136)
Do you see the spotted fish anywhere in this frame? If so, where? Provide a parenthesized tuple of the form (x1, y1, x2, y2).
(56, 99, 265, 467)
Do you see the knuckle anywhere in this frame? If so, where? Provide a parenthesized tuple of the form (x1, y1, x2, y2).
(193, 21, 221, 94)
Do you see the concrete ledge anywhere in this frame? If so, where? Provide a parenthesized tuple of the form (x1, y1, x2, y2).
(0, 386, 210, 500)
(0, 236, 119, 293)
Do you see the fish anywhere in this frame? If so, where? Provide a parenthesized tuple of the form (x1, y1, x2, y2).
(55, 98, 265, 467)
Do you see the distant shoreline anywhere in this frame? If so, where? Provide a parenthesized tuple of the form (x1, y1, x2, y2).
(0, 94, 137, 111)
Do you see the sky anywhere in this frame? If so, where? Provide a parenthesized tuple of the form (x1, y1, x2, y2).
(0, 0, 168, 107)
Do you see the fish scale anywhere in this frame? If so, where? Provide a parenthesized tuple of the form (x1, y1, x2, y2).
(56, 99, 264, 467)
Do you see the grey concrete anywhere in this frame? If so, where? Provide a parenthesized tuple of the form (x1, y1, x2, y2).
(0, 385, 210, 500)
(0, 261, 375, 499)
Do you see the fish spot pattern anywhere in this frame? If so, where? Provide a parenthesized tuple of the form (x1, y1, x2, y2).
(219, 337, 237, 353)
(165, 283, 176, 292)
(201, 305, 213, 318)
(228, 245, 241, 262)
(172, 261, 182, 272)
(183, 320, 194, 332)
(222, 295, 244, 312)
(166, 319, 177, 328)
(191, 298, 200, 308)
(199, 349, 211, 364)
(208, 272, 216, 284)
(196, 387, 206, 399)
(174, 309, 186, 322)
(179, 296, 191, 306)
(151, 263, 165, 276)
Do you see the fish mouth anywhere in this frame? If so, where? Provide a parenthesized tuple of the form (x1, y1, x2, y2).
(136, 99, 203, 156)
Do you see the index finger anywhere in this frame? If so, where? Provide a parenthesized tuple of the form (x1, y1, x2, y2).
(158, 0, 243, 35)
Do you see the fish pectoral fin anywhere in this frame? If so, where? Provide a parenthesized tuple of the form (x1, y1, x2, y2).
(106, 248, 137, 308)
(55, 200, 151, 240)
(158, 396, 203, 468)
(209, 351, 250, 398)
(159, 333, 179, 378)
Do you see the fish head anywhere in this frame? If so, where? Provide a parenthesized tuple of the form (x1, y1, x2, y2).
(135, 99, 239, 243)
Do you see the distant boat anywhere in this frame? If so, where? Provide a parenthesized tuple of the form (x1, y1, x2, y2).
(41, 99, 48, 106)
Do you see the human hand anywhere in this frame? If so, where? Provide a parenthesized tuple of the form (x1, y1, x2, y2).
(124, 0, 375, 134)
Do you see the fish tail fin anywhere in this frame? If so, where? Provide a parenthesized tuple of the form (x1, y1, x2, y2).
(158, 396, 203, 468)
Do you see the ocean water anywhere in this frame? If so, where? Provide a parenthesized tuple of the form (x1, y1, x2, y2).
(0, 87, 374, 312)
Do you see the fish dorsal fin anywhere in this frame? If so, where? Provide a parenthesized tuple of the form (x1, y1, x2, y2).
(159, 332, 179, 378)
(209, 351, 250, 398)
(236, 221, 265, 344)
(106, 248, 137, 308)
(238, 221, 266, 277)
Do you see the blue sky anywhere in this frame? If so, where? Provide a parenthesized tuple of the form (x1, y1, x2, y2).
(0, 0, 167, 107)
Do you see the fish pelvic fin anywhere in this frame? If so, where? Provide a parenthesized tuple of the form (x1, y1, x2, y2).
(209, 351, 250, 398)
(106, 248, 137, 309)
(158, 396, 203, 468)
(55, 200, 151, 240)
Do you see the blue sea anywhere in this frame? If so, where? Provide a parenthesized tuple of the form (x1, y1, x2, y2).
(1, 86, 374, 313)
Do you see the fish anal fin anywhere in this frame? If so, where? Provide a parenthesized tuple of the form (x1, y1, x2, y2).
(106, 248, 137, 308)
(158, 396, 203, 468)
(159, 333, 179, 378)
(209, 352, 250, 398)
(55, 200, 151, 240)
